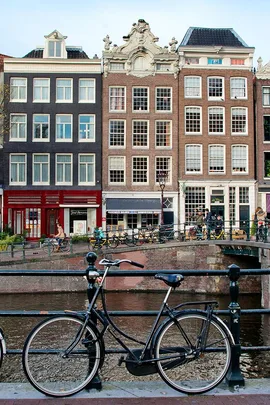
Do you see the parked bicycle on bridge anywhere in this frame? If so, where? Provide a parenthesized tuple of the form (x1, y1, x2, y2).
(22, 253, 234, 398)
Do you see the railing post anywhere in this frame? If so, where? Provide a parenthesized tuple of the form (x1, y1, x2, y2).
(229, 220, 233, 241)
(85, 251, 102, 390)
(10, 243, 14, 258)
(69, 238, 73, 254)
(22, 241, 26, 260)
(226, 264, 245, 387)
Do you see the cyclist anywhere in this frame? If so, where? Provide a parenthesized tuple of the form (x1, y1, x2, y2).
(94, 227, 104, 248)
(54, 224, 65, 252)
(215, 215, 223, 237)
(205, 209, 216, 240)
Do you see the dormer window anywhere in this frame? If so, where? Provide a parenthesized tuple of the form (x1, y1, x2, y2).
(43, 30, 67, 59)
(48, 41, 61, 57)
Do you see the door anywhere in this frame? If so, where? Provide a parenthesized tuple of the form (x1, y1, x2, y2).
(210, 206, 224, 219)
(46, 209, 58, 236)
(239, 205, 250, 232)
(163, 211, 174, 225)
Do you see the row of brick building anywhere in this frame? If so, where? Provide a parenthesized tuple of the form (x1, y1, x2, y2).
(0, 19, 270, 239)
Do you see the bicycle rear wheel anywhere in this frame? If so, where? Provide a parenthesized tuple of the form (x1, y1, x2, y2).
(154, 311, 231, 394)
(23, 316, 102, 397)
(61, 240, 70, 252)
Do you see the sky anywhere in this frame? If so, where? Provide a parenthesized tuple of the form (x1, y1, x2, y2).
(1, 0, 269, 68)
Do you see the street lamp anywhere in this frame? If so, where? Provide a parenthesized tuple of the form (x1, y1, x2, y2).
(158, 171, 167, 225)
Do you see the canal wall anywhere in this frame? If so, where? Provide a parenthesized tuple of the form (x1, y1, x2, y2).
(0, 242, 261, 295)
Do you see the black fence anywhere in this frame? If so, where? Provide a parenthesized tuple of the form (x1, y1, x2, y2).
(0, 260, 270, 388)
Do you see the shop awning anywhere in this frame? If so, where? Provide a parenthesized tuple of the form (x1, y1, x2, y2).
(106, 198, 161, 214)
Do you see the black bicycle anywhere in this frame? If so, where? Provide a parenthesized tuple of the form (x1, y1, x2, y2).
(22, 253, 233, 397)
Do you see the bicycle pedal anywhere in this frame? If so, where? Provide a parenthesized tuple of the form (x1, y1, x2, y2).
(118, 355, 125, 366)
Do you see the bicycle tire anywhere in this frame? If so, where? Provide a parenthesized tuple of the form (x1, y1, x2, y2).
(109, 237, 119, 248)
(22, 315, 102, 397)
(154, 311, 231, 394)
(61, 240, 70, 252)
(42, 243, 51, 253)
(0, 338, 3, 368)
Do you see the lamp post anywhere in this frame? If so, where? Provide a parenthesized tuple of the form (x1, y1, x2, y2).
(158, 171, 166, 225)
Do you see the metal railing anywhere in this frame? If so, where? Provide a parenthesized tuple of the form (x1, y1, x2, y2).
(0, 259, 270, 388)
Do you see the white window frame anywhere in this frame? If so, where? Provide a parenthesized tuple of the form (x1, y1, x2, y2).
(55, 154, 73, 185)
(33, 78, 50, 102)
(155, 156, 172, 185)
(108, 156, 126, 185)
(109, 86, 126, 112)
(132, 120, 149, 148)
(132, 156, 149, 184)
(109, 120, 126, 149)
(10, 114, 27, 141)
(78, 114, 95, 142)
(231, 145, 248, 174)
(9, 153, 26, 185)
(185, 144, 202, 174)
(231, 107, 248, 135)
(78, 154, 95, 185)
(155, 120, 172, 149)
(155, 87, 172, 112)
(230, 77, 247, 100)
(132, 87, 149, 113)
(79, 78, 96, 103)
(56, 78, 73, 103)
(262, 87, 270, 107)
(48, 40, 62, 58)
(184, 76, 202, 98)
(32, 153, 50, 185)
(33, 114, 50, 142)
(10, 78, 27, 102)
(208, 145, 225, 174)
(208, 107, 225, 135)
(185, 106, 202, 134)
(56, 114, 72, 142)
(207, 77, 224, 100)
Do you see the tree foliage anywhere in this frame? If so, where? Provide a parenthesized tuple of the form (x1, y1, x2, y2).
(0, 83, 10, 147)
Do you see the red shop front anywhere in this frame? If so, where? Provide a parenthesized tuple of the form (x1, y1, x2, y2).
(3, 190, 102, 239)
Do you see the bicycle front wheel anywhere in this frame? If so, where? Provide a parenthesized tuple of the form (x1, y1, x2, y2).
(154, 312, 231, 394)
(23, 316, 102, 397)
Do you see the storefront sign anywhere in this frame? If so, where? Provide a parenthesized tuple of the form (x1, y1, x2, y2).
(70, 209, 87, 216)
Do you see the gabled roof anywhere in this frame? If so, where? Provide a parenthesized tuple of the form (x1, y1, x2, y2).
(23, 47, 89, 59)
(180, 27, 249, 47)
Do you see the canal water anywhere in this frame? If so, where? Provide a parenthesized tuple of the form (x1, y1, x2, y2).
(0, 290, 269, 382)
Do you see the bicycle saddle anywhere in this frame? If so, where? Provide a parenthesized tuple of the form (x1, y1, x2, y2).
(155, 274, 184, 288)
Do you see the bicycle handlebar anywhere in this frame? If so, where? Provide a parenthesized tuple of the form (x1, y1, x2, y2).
(99, 258, 144, 268)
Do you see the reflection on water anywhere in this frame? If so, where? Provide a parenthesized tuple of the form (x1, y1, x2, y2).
(0, 290, 269, 381)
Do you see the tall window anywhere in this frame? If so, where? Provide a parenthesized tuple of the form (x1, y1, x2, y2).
(239, 187, 249, 203)
(10, 154, 26, 185)
(79, 79, 95, 103)
(262, 87, 270, 106)
(231, 108, 247, 134)
(56, 115, 72, 141)
(79, 154, 95, 185)
(109, 120, 125, 147)
(209, 145, 225, 173)
(48, 41, 61, 57)
(109, 87, 126, 111)
(132, 87, 148, 111)
(264, 152, 270, 178)
(132, 157, 148, 183)
(79, 115, 95, 141)
(232, 145, 248, 173)
(10, 78, 27, 102)
(185, 107, 201, 134)
(229, 187, 236, 224)
(33, 79, 50, 102)
(230, 78, 247, 99)
(155, 121, 171, 148)
(185, 145, 202, 173)
(264, 116, 270, 141)
(132, 121, 148, 147)
(156, 88, 172, 111)
(56, 79, 72, 102)
(109, 156, 125, 183)
(155, 157, 171, 183)
(208, 107, 224, 134)
(10, 114, 26, 141)
(185, 187, 205, 224)
(56, 154, 72, 185)
(33, 114, 49, 141)
(208, 77, 224, 99)
(33, 154, 49, 185)
(184, 76, 201, 98)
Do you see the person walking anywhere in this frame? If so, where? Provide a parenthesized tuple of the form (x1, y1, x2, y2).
(195, 210, 204, 232)
(205, 209, 216, 240)
(215, 215, 223, 236)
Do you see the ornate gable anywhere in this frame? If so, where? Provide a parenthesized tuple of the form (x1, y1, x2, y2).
(102, 19, 179, 78)
(43, 29, 67, 59)
(256, 57, 270, 79)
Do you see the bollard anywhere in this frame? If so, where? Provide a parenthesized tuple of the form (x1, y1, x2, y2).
(226, 264, 245, 387)
(85, 251, 102, 390)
